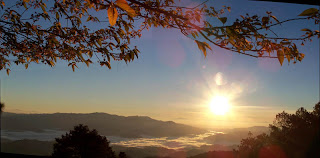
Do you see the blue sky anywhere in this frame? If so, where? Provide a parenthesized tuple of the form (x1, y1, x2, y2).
(0, 0, 319, 129)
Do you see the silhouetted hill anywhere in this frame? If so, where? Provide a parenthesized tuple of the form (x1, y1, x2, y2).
(0, 152, 49, 158)
(2, 112, 205, 138)
(1, 139, 54, 156)
(188, 151, 236, 158)
(112, 145, 178, 158)
(142, 151, 236, 158)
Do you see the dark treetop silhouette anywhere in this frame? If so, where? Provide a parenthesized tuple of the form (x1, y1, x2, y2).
(237, 102, 320, 158)
(52, 124, 117, 158)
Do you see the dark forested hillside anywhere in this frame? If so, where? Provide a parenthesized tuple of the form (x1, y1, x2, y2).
(2, 112, 205, 138)
(0, 152, 49, 158)
(188, 151, 236, 158)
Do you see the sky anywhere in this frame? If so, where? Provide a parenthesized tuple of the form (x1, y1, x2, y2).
(0, 0, 319, 129)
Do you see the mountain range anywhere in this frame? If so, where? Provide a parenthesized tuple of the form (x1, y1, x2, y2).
(1, 112, 205, 138)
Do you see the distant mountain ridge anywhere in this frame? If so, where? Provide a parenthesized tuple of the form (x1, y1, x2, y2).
(2, 112, 206, 138)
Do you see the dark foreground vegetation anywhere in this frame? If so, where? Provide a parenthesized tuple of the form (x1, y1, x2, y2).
(236, 102, 320, 158)
(1, 102, 320, 158)
(0, 152, 49, 158)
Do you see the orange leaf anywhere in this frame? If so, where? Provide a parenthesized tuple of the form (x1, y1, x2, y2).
(277, 50, 284, 66)
(6, 69, 10, 75)
(108, 5, 118, 26)
(115, 0, 136, 17)
(195, 40, 212, 58)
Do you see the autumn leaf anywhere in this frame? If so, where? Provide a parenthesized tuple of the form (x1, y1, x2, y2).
(0, 0, 317, 72)
(108, 5, 118, 26)
(299, 8, 318, 16)
(72, 64, 75, 72)
(270, 15, 279, 23)
(71, 64, 78, 72)
(106, 61, 111, 69)
(97, 39, 102, 46)
(218, 17, 227, 24)
(195, 40, 212, 57)
(277, 50, 284, 66)
(6, 68, 10, 75)
(301, 28, 312, 32)
(298, 53, 305, 62)
(283, 47, 290, 63)
(115, 0, 136, 17)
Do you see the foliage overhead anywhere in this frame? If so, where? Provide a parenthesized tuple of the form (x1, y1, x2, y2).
(52, 124, 117, 158)
(237, 102, 320, 158)
(0, 0, 319, 74)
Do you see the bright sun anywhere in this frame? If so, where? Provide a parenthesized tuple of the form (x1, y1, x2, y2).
(209, 96, 230, 115)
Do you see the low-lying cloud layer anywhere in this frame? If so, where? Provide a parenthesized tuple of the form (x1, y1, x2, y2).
(2, 130, 219, 149)
(112, 131, 217, 149)
(2, 126, 268, 150)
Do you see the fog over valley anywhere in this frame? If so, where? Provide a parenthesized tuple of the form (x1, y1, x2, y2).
(1, 112, 268, 152)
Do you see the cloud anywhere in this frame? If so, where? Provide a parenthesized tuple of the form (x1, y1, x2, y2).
(112, 131, 218, 149)
(3, 127, 268, 150)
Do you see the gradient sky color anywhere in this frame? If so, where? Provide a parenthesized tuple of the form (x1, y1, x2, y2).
(0, 0, 319, 129)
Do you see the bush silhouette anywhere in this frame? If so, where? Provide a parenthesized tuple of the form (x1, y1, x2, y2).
(119, 152, 127, 158)
(52, 124, 116, 158)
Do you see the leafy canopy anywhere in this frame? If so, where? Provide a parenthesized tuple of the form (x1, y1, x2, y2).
(0, 0, 319, 74)
(237, 102, 320, 158)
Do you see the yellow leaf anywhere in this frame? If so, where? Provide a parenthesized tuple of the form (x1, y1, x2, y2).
(49, 60, 55, 66)
(97, 39, 102, 46)
(108, 6, 118, 26)
(277, 50, 284, 66)
(115, 0, 136, 17)
(298, 53, 305, 61)
(106, 61, 111, 69)
(56, 12, 59, 20)
(299, 8, 318, 16)
(88, 51, 93, 57)
(284, 47, 290, 63)
(195, 40, 206, 57)
(286, 54, 290, 63)
(195, 40, 211, 58)
(76, 51, 86, 62)
(270, 15, 279, 23)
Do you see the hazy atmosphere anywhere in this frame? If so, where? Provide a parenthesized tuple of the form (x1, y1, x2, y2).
(1, 0, 318, 129)
(0, 0, 319, 158)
